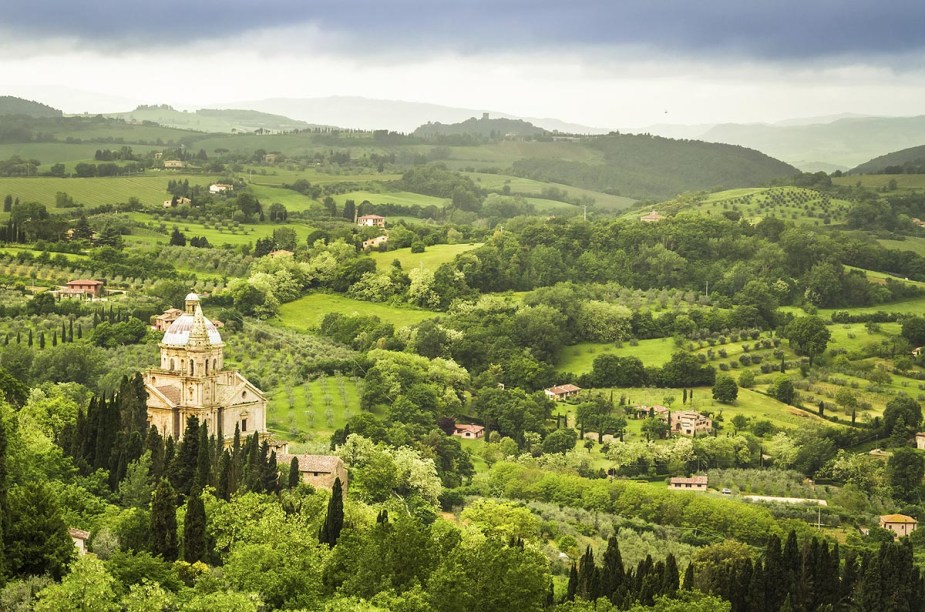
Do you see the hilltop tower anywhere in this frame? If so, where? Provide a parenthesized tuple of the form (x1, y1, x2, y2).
(144, 293, 266, 440)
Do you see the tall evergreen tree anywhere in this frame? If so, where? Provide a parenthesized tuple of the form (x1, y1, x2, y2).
(600, 535, 625, 601)
(171, 416, 200, 497)
(145, 427, 165, 481)
(217, 451, 232, 501)
(262, 449, 279, 494)
(182, 491, 206, 563)
(682, 562, 694, 591)
(576, 545, 598, 601)
(565, 562, 578, 602)
(195, 424, 211, 490)
(318, 477, 345, 546)
(662, 553, 679, 597)
(288, 456, 300, 489)
(150, 479, 178, 561)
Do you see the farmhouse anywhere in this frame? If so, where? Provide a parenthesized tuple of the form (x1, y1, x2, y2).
(163, 160, 184, 169)
(152, 308, 184, 332)
(210, 183, 233, 194)
(880, 514, 918, 538)
(264, 153, 278, 163)
(633, 404, 669, 420)
(144, 293, 267, 441)
(544, 384, 581, 401)
(640, 210, 665, 223)
(670, 410, 713, 436)
(277, 453, 348, 491)
(917, 433, 925, 450)
(669, 476, 708, 491)
(162, 196, 191, 208)
(58, 279, 105, 300)
(357, 214, 386, 227)
(452, 424, 485, 439)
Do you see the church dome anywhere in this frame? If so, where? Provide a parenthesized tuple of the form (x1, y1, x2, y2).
(162, 312, 223, 346)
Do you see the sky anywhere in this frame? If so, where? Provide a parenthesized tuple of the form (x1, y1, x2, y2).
(2, 0, 924, 128)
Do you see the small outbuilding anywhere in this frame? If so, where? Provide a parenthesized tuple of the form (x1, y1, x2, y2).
(277, 453, 348, 492)
(69, 528, 90, 555)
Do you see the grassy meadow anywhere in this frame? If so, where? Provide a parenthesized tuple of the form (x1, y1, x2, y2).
(278, 293, 438, 330)
(370, 243, 482, 271)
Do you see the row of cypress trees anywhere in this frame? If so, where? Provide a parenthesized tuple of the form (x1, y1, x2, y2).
(565, 531, 925, 612)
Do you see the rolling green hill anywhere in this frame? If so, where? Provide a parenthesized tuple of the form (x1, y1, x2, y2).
(511, 133, 798, 201)
(413, 115, 546, 138)
(105, 105, 319, 134)
(851, 144, 925, 174)
(638, 186, 852, 226)
(0, 95, 62, 118)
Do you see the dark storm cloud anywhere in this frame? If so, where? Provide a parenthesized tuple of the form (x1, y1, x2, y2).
(6, 0, 924, 60)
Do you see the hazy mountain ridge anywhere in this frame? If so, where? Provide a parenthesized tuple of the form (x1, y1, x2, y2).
(104, 105, 325, 134)
(413, 115, 547, 138)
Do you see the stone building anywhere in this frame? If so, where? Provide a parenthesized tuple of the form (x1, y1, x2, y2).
(144, 293, 266, 441)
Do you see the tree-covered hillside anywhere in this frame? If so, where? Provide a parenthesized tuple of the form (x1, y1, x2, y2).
(0, 96, 62, 118)
(413, 116, 547, 138)
(852, 143, 925, 175)
(512, 133, 798, 200)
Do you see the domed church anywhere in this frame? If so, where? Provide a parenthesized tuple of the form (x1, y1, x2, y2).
(144, 293, 267, 441)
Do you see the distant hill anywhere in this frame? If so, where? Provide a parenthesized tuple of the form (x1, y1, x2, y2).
(211, 96, 612, 134)
(511, 133, 798, 201)
(851, 144, 925, 174)
(105, 105, 320, 133)
(697, 116, 925, 171)
(413, 115, 547, 138)
(0, 96, 62, 118)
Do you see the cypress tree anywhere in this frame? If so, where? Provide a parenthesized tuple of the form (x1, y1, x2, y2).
(288, 456, 300, 489)
(682, 562, 694, 591)
(182, 491, 207, 563)
(217, 451, 232, 501)
(37, 331, 43, 349)
(171, 416, 200, 497)
(77, 323, 82, 339)
(576, 545, 597, 600)
(27, 329, 32, 347)
(61, 321, 66, 343)
(151, 479, 178, 561)
(163, 436, 176, 477)
(51, 331, 57, 347)
(145, 427, 165, 481)
(260, 448, 279, 493)
(764, 534, 787, 611)
(662, 553, 679, 596)
(195, 424, 211, 490)
(68, 318, 74, 342)
(600, 535, 625, 601)
(318, 477, 345, 546)
(747, 559, 766, 612)
(565, 562, 578, 602)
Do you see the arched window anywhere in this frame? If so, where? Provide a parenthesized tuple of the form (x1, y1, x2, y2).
(213, 358, 217, 372)
(169, 358, 175, 371)
(190, 359, 194, 375)
(205, 360, 209, 375)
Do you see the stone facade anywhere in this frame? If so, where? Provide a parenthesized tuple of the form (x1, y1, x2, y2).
(144, 293, 266, 441)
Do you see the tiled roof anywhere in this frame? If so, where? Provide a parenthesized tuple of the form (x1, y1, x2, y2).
(454, 424, 484, 434)
(68, 527, 90, 540)
(546, 384, 581, 395)
(881, 514, 918, 524)
(670, 476, 708, 485)
(277, 453, 343, 474)
(67, 279, 104, 285)
(156, 385, 181, 405)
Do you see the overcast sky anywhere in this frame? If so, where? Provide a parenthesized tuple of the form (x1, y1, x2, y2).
(2, 0, 924, 127)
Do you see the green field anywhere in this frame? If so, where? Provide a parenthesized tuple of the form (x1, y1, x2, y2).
(877, 237, 925, 258)
(278, 293, 438, 330)
(249, 184, 319, 212)
(558, 337, 677, 373)
(0, 174, 215, 211)
(333, 190, 447, 209)
(781, 295, 925, 318)
(833, 174, 925, 191)
(126, 212, 318, 247)
(370, 243, 482, 271)
(465, 172, 636, 211)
